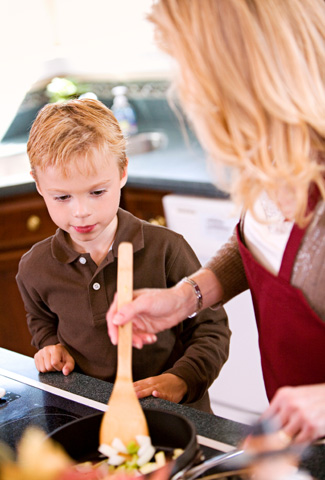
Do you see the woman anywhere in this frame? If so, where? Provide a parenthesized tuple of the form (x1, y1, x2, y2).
(107, 0, 325, 444)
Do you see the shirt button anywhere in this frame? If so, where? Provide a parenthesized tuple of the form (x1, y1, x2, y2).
(79, 257, 87, 264)
(93, 282, 101, 291)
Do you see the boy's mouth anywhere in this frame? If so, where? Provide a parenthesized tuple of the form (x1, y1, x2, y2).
(73, 225, 96, 234)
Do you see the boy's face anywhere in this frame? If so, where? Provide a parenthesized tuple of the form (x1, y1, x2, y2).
(34, 151, 127, 251)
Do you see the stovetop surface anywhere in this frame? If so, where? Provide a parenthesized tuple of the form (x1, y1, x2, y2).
(0, 375, 235, 472)
(0, 371, 324, 480)
(0, 375, 100, 451)
(0, 375, 230, 475)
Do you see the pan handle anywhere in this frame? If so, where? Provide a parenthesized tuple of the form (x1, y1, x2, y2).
(171, 449, 244, 480)
(171, 441, 310, 480)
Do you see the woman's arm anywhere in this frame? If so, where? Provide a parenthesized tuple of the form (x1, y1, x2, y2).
(107, 231, 248, 347)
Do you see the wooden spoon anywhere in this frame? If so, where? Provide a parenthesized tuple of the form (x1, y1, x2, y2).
(99, 242, 149, 446)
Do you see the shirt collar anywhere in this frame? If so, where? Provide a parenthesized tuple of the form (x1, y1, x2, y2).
(51, 208, 145, 264)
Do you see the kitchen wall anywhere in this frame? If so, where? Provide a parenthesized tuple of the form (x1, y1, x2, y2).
(47, 0, 173, 79)
(163, 195, 269, 424)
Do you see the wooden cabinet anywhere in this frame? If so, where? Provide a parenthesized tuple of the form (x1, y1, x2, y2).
(121, 186, 170, 226)
(0, 191, 57, 357)
(0, 186, 170, 357)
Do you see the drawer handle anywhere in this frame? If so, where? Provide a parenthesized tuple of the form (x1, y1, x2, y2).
(148, 215, 166, 226)
(26, 215, 41, 232)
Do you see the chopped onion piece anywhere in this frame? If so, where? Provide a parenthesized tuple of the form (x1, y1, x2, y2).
(111, 438, 128, 454)
(155, 451, 166, 467)
(98, 443, 118, 458)
(137, 437, 153, 458)
(172, 448, 184, 459)
(139, 462, 158, 475)
(137, 444, 156, 467)
(135, 435, 151, 447)
(108, 454, 125, 466)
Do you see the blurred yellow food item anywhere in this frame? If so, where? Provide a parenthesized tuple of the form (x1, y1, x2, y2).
(0, 428, 72, 480)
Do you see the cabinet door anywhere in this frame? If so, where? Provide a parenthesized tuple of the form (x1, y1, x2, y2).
(121, 186, 169, 226)
(0, 192, 57, 252)
(0, 249, 37, 357)
(0, 192, 57, 357)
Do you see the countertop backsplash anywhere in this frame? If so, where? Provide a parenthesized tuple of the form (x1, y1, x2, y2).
(1, 79, 172, 141)
(0, 79, 228, 199)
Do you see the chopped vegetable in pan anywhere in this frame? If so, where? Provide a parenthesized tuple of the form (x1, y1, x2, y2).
(97, 435, 183, 474)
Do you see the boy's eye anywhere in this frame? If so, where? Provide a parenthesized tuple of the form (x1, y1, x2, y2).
(91, 189, 106, 196)
(54, 195, 71, 201)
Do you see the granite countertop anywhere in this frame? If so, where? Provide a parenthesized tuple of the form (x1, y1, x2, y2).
(0, 348, 247, 448)
(0, 348, 324, 479)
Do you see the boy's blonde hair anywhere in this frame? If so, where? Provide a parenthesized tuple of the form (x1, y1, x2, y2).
(149, 0, 325, 226)
(27, 98, 127, 179)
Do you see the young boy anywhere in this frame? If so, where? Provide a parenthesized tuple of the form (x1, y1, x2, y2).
(16, 98, 230, 412)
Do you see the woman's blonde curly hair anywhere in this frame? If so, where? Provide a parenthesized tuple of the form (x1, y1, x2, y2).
(148, 0, 325, 226)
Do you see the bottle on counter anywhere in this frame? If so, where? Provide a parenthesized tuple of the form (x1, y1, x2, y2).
(111, 86, 138, 137)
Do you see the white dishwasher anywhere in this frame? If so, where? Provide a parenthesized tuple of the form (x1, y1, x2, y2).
(163, 194, 269, 424)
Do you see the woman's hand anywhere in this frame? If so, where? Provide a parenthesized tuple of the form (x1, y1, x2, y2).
(106, 268, 223, 348)
(134, 373, 188, 404)
(106, 286, 190, 348)
(263, 384, 325, 444)
(34, 344, 75, 376)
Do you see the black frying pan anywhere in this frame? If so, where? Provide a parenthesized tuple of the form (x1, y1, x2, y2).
(49, 409, 308, 480)
(49, 408, 201, 477)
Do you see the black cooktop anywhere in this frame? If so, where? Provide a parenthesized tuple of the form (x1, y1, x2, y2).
(0, 375, 100, 452)
(0, 375, 235, 472)
(1, 372, 324, 480)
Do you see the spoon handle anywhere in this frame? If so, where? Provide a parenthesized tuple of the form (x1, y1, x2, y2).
(116, 242, 133, 380)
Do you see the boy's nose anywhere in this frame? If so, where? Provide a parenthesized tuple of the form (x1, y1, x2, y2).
(72, 200, 90, 218)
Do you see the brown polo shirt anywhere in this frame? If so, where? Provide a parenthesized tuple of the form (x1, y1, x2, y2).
(16, 208, 230, 411)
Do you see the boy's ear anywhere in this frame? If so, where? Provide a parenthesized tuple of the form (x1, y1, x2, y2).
(120, 159, 128, 188)
(30, 171, 43, 196)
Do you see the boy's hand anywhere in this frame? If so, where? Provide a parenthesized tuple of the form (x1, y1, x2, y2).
(34, 344, 75, 376)
(133, 373, 188, 404)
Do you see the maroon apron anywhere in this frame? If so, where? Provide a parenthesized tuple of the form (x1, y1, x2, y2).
(237, 221, 325, 401)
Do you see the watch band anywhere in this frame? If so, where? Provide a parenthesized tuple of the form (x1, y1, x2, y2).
(182, 277, 203, 318)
